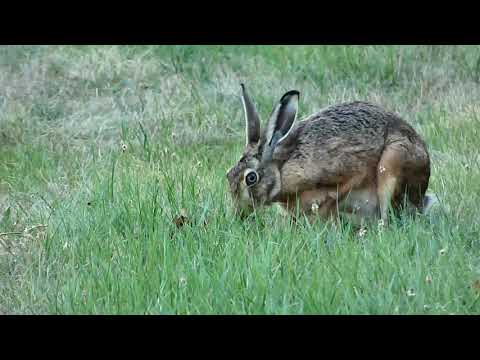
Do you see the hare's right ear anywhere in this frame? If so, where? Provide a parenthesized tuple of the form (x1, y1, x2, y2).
(240, 83, 260, 146)
(265, 90, 299, 149)
(261, 90, 299, 162)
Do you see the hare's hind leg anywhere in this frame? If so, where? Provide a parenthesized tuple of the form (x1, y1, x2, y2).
(376, 140, 430, 222)
(376, 143, 407, 222)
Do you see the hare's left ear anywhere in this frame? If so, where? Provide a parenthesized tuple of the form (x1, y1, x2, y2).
(265, 90, 299, 150)
(240, 83, 261, 146)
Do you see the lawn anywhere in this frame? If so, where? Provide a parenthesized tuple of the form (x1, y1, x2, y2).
(0, 45, 479, 314)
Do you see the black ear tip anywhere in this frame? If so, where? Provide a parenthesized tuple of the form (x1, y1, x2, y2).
(280, 90, 300, 102)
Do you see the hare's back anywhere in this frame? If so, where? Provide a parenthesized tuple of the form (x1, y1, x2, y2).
(303, 101, 395, 139)
(279, 101, 399, 191)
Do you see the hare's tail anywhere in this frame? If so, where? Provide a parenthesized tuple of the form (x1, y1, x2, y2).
(422, 193, 438, 214)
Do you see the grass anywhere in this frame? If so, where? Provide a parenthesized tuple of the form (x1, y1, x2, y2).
(0, 45, 479, 314)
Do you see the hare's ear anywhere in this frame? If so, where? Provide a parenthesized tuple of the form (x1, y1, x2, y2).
(240, 83, 260, 146)
(265, 90, 299, 149)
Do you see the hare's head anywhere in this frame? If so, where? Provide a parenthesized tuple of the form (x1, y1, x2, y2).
(226, 84, 299, 217)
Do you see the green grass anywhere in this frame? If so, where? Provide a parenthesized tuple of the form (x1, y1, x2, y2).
(0, 45, 479, 314)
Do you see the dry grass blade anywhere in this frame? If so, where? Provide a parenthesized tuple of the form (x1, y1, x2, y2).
(472, 279, 480, 293)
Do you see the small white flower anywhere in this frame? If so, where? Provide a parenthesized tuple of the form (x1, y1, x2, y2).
(358, 227, 367, 237)
(63, 242, 69, 250)
(425, 274, 432, 284)
(378, 219, 385, 229)
(406, 288, 416, 297)
(379, 166, 386, 174)
(311, 203, 319, 213)
(179, 276, 187, 286)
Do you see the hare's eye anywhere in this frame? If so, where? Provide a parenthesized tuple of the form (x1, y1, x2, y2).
(245, 170, 258, 187)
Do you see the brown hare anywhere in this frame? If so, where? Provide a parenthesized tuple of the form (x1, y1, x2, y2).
(226, 84, 432, 224)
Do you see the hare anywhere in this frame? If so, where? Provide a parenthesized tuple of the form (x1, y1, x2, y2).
(226, 84, 432, 224)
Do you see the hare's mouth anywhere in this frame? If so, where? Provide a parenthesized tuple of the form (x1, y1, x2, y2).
(232, 206, 252, 220)
(232, 199, 256, 220)
(239, 211, 250, 221)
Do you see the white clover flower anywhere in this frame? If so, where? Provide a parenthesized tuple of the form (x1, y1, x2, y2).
(358, 227, 367, 237)
(378, 219, 385, 229)
(406, 288, 416, 297)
